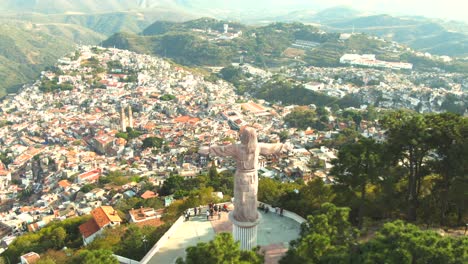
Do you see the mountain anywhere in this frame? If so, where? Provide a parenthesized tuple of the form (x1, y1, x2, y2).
(0, 0, 184, 14)
(323, 15, 468, 56)
(247, 6, 362, 24)
(104, 19, 392, 67)
(0, 1, 197, 97)
(0, 10, 194, 36)
(0, 20, 104, 97)
(307, 6, 362, 23)
(253, 7, 468, 57)
(103, 18, 468, 74)
(0, 0, 323, 21)
(142, 17, 246, 36)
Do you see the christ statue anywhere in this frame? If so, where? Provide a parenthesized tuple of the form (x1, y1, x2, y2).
(199, 127, 291, 223)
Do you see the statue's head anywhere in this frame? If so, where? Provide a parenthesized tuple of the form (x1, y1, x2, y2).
(240, 126, 257, 152)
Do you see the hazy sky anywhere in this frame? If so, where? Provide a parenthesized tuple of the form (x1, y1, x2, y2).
(284, 0, 468, 21)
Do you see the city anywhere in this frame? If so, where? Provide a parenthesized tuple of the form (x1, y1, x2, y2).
(0, 1, 466, 264)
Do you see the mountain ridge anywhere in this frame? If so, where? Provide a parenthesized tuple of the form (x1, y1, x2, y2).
(0, 0, 184, 14)
(259, 8, 468, 57)
(0, 20, 104, 97)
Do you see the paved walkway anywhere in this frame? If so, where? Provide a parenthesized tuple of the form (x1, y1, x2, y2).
(147, 206, 301, 264)
(147, 213, 215, 264)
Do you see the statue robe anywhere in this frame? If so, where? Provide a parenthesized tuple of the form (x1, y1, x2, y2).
(209, 143, 285, 222)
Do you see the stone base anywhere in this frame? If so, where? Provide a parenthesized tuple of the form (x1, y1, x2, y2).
(229, 212, 262, 250)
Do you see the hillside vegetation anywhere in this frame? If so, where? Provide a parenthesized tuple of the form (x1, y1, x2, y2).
(0, 21, 104, 97)
(263, 7, 468, 57)
(106, 19, 342, 67)
(104, 18, 468, 72)
(0, 10, 195, 36)
(326, 15, 468, 57)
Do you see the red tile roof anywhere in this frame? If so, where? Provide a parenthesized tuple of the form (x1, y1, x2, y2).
(91, 206, 122, 228)
(78, 168, 102, 182)
(79, 218, 100, 238)
(174, 115, 200, 124)
(58, 180, 71, 188)
(141, 190, 158, 199)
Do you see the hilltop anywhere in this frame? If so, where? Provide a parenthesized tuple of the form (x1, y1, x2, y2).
(260, 7, 468, 57)
(0, 20, 104, 97)
(103, 18, 468, 73)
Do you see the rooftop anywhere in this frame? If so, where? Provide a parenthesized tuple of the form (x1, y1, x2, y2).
(91, 206, 121, 228)
(79, 218, 100, 238)
(141, 190, 158, 199)
(21, 251, 41, 264)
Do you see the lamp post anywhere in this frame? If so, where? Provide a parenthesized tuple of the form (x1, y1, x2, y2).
(142, 235, 148, 252)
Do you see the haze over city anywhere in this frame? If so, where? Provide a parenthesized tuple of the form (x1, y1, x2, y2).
(0, 1, 466, 264)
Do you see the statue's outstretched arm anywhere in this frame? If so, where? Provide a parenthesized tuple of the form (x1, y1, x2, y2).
(258, 143, 291, 155)
(200, 144, 238, 157)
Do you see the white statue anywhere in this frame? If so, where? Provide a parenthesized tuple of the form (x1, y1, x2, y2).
(199, 127, 291, 222)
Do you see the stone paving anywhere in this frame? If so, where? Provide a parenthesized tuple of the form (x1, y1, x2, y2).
(147, 205, 301, 264)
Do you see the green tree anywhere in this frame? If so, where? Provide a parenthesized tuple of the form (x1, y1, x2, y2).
(160, 94, 176, 101)
(36, 258, 56, 264)
(354, 220, 468, 264)
(117, 225, 145, 259)
(87, 226, 125, 251)
(308, 158, 325, 171)
(72, 250, 118, 264)
(258, 177, 283, 206)
(2, 215, 90, 262)
(208, 162, 219, 183)
(323, 128, 360, 149)
(280, 178, 335, 217)
(284, 107, 316, 130)
(280, 203, 357, 264)
(219, 65, 244, 86)
(49, 227, 67, 248)
(330, 138, 383, 228)
(159, 175, 185, 196)
(142, 137, 164, 149)
(176, 233, 263, 264)
(40, 249, 69, 264)
(80, 184, 96, 193)
(278, 130, 290, 142)
(114, 197, 141, 212)
(381, 111, 433, 221)
(126, 127, 143, 140)
(425, 113, 468, 225)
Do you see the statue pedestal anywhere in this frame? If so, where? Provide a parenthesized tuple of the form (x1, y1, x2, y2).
(229, 212, 262, 250)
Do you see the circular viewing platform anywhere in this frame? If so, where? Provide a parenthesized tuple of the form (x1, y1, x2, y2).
(143, 205, 302, 264)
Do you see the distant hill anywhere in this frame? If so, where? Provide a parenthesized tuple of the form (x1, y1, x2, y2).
(103, 18, 468, 74)
(0, 10, 196, 35)
(104, 18, 405, 68)
(266, 8, 468, 57)
(308, 6, 362, 23)
(324, 15, 468, 57)
(0, 21, 104, 97)
(0, 2, 196, 97)
(0, 0, 184, 14)
(143, 17, 246, 35)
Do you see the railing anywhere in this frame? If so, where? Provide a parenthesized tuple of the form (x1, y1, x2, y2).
(258, 202, 306, 224)
(139, 214, 185, 264)
(113, 254, 140, 264)
(138, 201, 305, 264)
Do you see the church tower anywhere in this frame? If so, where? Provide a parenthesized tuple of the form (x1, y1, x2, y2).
(120, 106, 127, 131)
(128, 105, 133, 129)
